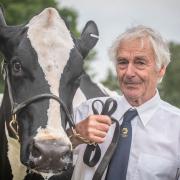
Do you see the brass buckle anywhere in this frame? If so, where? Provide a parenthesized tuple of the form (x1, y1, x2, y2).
(9, 114, 19, 141)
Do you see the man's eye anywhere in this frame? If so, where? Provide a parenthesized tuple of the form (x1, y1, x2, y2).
(136, 61, 145, 65)
(135, 58, 147, 69)
(118, 61, 127, 64)
(116, 59, 128, 67)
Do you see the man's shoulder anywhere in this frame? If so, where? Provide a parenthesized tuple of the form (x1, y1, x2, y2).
(160, 99, 180, 116)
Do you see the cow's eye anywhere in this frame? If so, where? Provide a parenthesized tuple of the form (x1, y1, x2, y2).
(12, 61, 22, 73)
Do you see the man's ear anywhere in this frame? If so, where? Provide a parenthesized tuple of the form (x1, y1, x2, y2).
(77, 20, 99, 58)
(158, 65, 167, 78)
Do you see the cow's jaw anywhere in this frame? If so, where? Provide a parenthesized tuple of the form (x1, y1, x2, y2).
(27, 8, 74, 144)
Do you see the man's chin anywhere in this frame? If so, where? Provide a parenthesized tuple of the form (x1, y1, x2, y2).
(123, 90, 142, 104)
(123, 88, 140, 98)
(125, 94, 140, 100)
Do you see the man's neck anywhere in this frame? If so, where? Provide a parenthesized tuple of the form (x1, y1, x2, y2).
(125, 91, 157, 107)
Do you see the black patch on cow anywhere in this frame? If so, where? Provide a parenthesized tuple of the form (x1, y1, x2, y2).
(80, 73, 108, 99)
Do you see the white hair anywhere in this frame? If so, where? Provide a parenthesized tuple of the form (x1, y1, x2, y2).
(109, 25, 170, 70)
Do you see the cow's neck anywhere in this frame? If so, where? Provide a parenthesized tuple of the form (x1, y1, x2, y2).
(6, 133, 27, 180)
(0, 90, 26, 180)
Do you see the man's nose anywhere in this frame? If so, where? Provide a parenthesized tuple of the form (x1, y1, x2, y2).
(125, 63, 136, 77)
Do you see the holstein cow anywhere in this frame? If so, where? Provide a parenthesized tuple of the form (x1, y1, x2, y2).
(0, 7, 107, 180)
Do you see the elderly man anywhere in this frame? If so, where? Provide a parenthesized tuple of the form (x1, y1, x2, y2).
(69, 25, 180, 180)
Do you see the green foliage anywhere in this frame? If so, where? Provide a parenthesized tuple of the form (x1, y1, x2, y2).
(59, 7, 79, 37)
(1, 0, 58, 25)
(159, 42, 180, 107)
(101, 69, 120, 94)
(0, 0, 79, 35)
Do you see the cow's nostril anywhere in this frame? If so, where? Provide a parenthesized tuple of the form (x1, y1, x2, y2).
(60, 150, 72, 163)
(28, 139, 73, 173)
(29, 159, 35, 168)
(31, 145, 41, 158)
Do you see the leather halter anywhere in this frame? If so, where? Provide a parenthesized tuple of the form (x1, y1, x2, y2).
(3, 63, 75, 141)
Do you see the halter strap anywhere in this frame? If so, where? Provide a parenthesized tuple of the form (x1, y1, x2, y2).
(3, 63, 75, 140)
(83, 98, 120, 174)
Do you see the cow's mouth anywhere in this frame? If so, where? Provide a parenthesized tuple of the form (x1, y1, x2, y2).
(26, 139, 73, 177)
(28, 150, 73, 173)
(28, 164, 73, 180)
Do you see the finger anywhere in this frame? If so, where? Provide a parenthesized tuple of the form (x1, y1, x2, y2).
(96, 123, 110, 132)
(96, 115, 112, 125)
(92, 129, 107, 138)
(90, 135, 106, 144)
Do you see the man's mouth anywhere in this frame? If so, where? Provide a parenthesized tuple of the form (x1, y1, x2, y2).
(125, 82, 139, 85)
(124, 82, 140, 88)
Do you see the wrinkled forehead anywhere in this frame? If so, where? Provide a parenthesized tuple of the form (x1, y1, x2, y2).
(119, 37, 152, 50)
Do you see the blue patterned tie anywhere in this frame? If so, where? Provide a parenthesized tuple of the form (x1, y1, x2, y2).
(105, 109, 138, 180)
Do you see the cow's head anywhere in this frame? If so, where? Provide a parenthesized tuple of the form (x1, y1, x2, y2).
(0, 7, 98, 177)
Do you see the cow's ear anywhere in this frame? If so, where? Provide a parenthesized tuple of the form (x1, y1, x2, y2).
(0, 6, 7, 54)
(78, 20, 99, 58)
(0, 6, 6, 26)
(0, 6, 22, 59)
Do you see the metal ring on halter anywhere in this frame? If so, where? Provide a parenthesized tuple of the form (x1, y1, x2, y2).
(9, 114, 19, 141)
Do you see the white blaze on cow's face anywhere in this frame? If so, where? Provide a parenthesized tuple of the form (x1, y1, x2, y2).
(26, 8, 74, 143)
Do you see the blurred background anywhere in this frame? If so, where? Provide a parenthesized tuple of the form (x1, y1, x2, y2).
(0, 0, 180, 107)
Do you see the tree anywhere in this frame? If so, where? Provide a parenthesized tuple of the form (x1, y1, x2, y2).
(101, 69, 120, 93)
(159, 42, 180, 108)
(0, 0, 78, 36)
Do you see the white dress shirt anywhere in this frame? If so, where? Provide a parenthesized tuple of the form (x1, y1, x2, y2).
(71, 92, 180, 180)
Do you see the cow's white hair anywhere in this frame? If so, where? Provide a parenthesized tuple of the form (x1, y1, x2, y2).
(27, 8, 74, 145)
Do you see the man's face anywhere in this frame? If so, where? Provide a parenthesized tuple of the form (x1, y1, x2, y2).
(116, 37, 166, 106)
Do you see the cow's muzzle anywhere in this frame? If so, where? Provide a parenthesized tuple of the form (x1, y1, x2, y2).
(28, 139, 73, 173)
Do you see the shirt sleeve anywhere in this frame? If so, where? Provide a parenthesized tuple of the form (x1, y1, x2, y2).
(73, 100, 93, 124)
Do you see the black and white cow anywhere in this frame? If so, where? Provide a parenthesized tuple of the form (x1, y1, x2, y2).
(0, 7, 109, 180)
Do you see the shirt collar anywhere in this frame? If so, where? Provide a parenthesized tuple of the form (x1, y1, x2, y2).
(113, 95, 132, 121)
(114, 91, 161, 126)
(136, 91, 161, 126)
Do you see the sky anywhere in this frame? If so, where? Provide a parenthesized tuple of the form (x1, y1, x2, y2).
(58, 0, 180, 82)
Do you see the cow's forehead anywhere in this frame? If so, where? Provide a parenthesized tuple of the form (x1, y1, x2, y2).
(26, 8, 74, 138)
(26, 7, 74, 57)
(27, 7, 67, 34)
(26, 7, 74, 96)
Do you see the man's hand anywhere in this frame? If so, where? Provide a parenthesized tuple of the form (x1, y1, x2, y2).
(75, 115, 112, 144)
(67, 115, 112, 148)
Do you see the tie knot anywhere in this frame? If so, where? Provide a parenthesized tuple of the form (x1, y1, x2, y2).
(123, 109, 137, 123)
